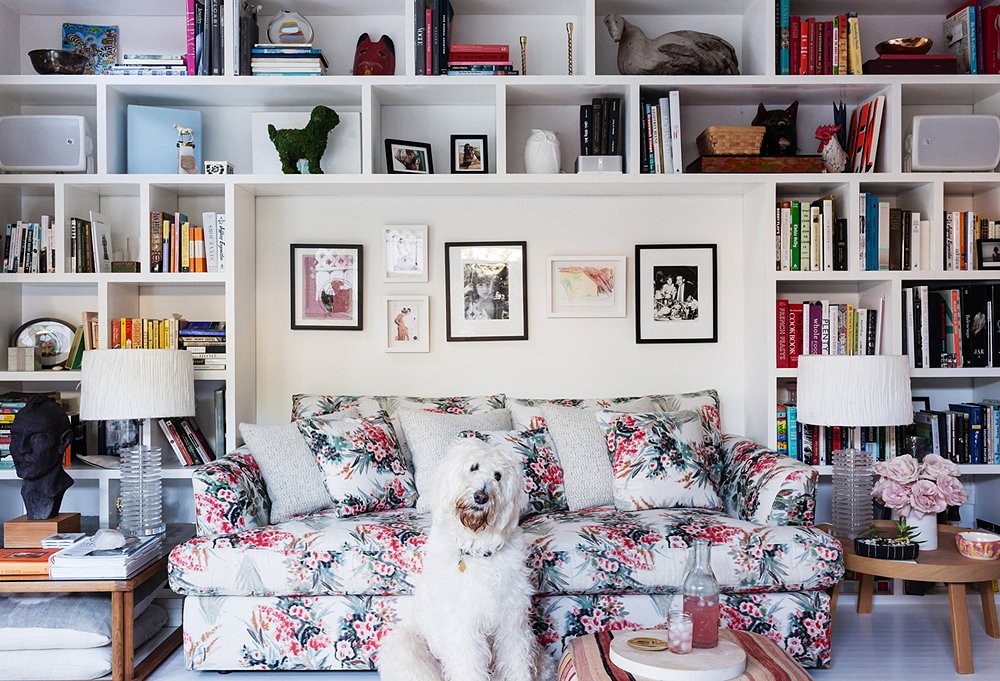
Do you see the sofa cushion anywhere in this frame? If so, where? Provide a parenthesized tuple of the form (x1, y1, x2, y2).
(510, 396, 656, 431)
(397, 408, 513, 511)
(296, 414, 417, 517)
(457, 428, 567, 518)
(594, 410, 721, 512)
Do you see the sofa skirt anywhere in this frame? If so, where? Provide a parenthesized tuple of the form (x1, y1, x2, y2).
(182, 590, 832, 672)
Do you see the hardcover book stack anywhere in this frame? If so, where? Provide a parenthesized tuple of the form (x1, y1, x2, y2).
(2, 217, 56, 273)
(49, 535, 162, 579)
(944, 210, 1000, 270)
(775, 297, 884, 369)
(179, 321, 226, 371)
(776, 404, 907, 465)
(251, 44, 328, 76)
(150, 211, 226, 273)
(0, 548, 58, 575)
(915, 402, 1000, 465)
(414, 0, 452, 75)
(902, 283, 1000, 370)
(940, 1, 1000, 74)
(638, 91, 682, 174)
(111, 54, 187, 76)
(446, 44, 515, 76)
(775, 197, 847, 271)
(186, 0, 224, 76)
(0, 392, 60, 469)
(159, 416, 216, 466)
(858, 194, 927, 271)
(775, 1, 863, 75)
(579, 97, 622, 157)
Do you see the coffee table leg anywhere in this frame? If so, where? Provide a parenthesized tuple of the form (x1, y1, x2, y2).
(981, 582, 999, 639)
(857, 573, 874, 614)
(112, 591, 125, 681)
(948, 582, 974, 675)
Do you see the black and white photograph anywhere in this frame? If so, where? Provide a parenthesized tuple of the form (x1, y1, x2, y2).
(385, 139, 433, 174)
(451, 134, 488, 173)
(636, 244, 717, 343)
(445, 241, 527, 341)
(463, 261, 508, 320)
(977, 239, 1000, 270)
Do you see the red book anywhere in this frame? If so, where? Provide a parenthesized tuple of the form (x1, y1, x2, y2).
(832, 426, 842, 451)
(425, 9, 432, 76)
(799, 19, 809, 74)
(986, 6, 1000, 74)
(788, 303, 803, 368)
(449, 44, 509, 54)
(111, 318, 120, 349)
(777, 299, 790, 368)
(790, 17, 801, 75)
(823, 20, 834, 75)
(816, 20, 825, 75)
(812, 425, 821, 465)
(806, 18, 817, 75)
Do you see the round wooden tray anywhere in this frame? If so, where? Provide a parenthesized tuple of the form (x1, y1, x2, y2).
(609, 630, 747, 681)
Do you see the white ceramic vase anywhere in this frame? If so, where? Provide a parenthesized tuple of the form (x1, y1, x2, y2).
(902, 511, 938, 551)
(524, 129, 561, 173)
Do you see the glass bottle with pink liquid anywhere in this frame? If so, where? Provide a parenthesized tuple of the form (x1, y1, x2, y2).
(682, 538, 720, 648)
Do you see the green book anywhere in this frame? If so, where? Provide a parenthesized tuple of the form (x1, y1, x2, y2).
(790, 200, 801, 271)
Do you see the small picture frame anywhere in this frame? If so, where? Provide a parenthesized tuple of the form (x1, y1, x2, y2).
(445, 241, 527, 342)
(635, 244, 717, 344)
(383, 225, 428, 282)
(912, 396, 931, 411)
(547, 255, 626, 317)
(450, 134, 488, 174)
(976, 239, 1000, 270)
(384, 296, 430, 353)
(385, 139, 433, 174)
(290, 243, 363, 330)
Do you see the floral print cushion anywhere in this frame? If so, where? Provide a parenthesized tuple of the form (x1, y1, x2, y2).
(595, 411, 722, 511)
(719, 435, 818, 527)
(192, 448, 271, 536)
(296, 414, 417, 517)
(523, 507, 843, 596)
(509, 396, 656, 431)
(457, 428, 568, 518)
(291, 394, 383, 420)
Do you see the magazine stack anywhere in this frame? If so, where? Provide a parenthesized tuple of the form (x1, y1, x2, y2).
(48, 535, 162, 579)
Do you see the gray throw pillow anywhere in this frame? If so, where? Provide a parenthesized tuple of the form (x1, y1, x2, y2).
(397, 408, 512, 510)
(541, 398, 655, 511)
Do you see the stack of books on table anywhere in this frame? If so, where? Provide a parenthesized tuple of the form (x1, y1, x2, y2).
(446, 44, 515, 75)
(110, 54, 187, 76)
(49, 535, 162, 580)
(0, 548, 59, 575)
(251, 44, 328, 76)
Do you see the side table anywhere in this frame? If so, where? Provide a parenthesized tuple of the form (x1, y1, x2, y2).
(832, 522, 1000, 675)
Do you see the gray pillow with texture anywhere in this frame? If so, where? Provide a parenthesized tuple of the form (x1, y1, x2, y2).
(239, 410, 358, 523)
(541, 398, 655, 511)
(397, 408, 512, 510)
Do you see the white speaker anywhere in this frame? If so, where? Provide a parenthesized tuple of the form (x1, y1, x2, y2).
(907, 115, 1000, 171)
(0, 115, 94, 173)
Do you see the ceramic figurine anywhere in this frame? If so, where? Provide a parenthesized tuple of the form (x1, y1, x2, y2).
(604, 14, 738, 76)
(9, 395, 74, 520)
(752, 101, 798, 156)
(267, 105, 340, 174)
(353, 33, 395, 75)
(816, 124, 847, 173)
(267, 10, 313, 45)
(524, 129, 560, 173)
(174, 124, 198, 174)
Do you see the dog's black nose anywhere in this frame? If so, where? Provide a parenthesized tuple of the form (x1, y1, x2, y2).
(473, 489, 489, 505)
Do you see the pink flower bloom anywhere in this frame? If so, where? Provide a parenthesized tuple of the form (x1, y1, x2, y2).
(875, 480, 912, 516)
(935, 474, 967, 507)
(873, 455, 919, 484)
(920, 454, 961, 481)
(909, 479, 946, 518)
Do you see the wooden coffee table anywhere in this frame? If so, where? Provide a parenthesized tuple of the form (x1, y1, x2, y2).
(832, 522, 1000, 675)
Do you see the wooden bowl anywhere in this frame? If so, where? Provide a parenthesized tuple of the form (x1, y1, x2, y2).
(875, 37, 933, 56)
(955, 531, 1000, 560)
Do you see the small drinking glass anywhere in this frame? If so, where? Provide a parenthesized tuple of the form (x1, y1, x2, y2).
(667, 611, 693, 654)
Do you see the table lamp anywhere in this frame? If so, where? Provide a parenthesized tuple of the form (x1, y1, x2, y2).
(80, 350, 195, 536)
(796, 355, 912, 538)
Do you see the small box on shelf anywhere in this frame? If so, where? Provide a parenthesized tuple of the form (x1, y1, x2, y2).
(575, 155, 621, 174)
(6, 347, 40, 372)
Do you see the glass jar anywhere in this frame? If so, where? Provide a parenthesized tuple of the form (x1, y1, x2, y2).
(682, 538, 720, 648)
(666, 611, 693, 654)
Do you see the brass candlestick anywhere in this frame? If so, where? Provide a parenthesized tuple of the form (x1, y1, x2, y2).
(567, 23, 573, 75)
(520, 35, 527, 75)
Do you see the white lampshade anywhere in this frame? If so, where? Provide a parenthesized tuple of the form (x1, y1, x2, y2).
(80, 350, 195, 421)
(796, 355, 913, 427)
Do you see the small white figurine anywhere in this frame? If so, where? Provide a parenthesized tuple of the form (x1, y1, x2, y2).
(524, 129, 560, 174)
(174, 124, 198, 174)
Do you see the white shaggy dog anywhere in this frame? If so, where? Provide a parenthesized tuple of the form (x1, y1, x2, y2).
(378, 437, 544, 681)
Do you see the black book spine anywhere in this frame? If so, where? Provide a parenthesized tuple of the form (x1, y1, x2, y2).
(431, 0, 442, 75)
(440, 0, 451, 71)
(913, 287, 923, 368)
(902, 210, 912, 270)
(888, 207, 903, 270)
(601, 96, 611, 154)
(592, 98, 604, 157)
(414, 0, 426, 75)
(1, 224, 10, 272)
(993, 285, 1000, 368)
(608, 97, 621, 155)
(18, 224, 28, 273)
(198, 0, 209, 75)
(211, 0, 223, 75)
(961, 284, 990, 367)
(866, 309, 877, 355)
(580, 105, 592, 156)
(834, 217, 848, 270)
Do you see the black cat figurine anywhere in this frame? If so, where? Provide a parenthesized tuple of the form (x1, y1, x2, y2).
(752, 101, 798, 156)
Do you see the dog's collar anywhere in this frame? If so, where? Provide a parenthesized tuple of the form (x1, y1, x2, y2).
(459, 548, 494, 559)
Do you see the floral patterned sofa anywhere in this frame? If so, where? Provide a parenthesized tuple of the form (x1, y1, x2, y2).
(168, 391, 843, 673)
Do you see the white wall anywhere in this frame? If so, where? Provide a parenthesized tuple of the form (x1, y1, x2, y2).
(254, 192, 750, 434)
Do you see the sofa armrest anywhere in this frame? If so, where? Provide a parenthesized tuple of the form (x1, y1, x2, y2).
(719, 434, 817, 527)
(192, 447, 271, 536)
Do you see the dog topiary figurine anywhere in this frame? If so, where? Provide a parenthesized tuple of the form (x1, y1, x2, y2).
(267, 105, 340, 174)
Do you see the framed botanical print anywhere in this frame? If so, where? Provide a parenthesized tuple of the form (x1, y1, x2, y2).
(445, 241, 527, 341)
(382, 225, 428, 282)
(635, 244, 717, 343)
(384, 295, 429, 352)
(290, 243, 363, 330)
(546, 255, 626, 317)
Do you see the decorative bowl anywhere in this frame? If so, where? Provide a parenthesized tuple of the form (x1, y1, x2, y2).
(955, 531, 1000, 560)
(28, 49, 87, 75)
(855, 537, 919, 561)
(875, 37, 933, 56)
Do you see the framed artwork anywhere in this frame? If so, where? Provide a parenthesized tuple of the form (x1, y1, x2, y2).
(546, 255, 626, 317)
(445, 241, 527, 342)
(976, 239, 1000, 270)
(450, 134, 488, 173)
(635, 244, 717, 344)
(383, 225, 428, 282)
(290, 244, 363, 330)
(385, 139, 433, 174)
(912, 396, 931, 411)
(384, 295, 429, 353)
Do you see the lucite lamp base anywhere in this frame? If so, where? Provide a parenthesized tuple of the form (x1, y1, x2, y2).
(831, 447, 874, 538)
(119, 446, 165, 536)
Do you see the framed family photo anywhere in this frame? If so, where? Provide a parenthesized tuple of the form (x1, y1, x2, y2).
(546, 255, 626, 317)
(445, 241, 527, 342)
(635, 244, 717, 343)
(385, 139, 433, 174)
(383, 225, 428, 282)
(290, 243, 363, 330)
(976, 239, 1000, 270)
(450, 134, 488, 173)
(384, 295, 429, 353)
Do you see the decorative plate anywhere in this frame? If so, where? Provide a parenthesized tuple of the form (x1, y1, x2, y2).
(11, 318, 76, 368)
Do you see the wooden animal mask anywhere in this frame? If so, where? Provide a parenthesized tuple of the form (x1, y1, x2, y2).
(353, 33, 395, 76)
(752, 101, 799, 156)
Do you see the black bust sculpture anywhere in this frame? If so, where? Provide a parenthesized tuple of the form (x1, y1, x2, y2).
(9, 395, 74, 520)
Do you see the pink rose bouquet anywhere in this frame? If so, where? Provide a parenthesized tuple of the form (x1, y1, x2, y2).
(872, 454, 967, 520)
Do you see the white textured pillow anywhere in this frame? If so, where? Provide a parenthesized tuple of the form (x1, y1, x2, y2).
(540, 398, 656, 511)
(238, 410, 360, 523)
(397, 408, 512, 510)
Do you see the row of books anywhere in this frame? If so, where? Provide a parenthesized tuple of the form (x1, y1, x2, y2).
(774, 197, 847, 272)
(776, 3, 863, 76)
(915, 403, 1000, 465)
(0, 534, 162, 579)
(180, 321, 227, 370)
(943, 2, 1000, 74)
(110, 55, 187, 76)
(111, 317, 181, 350)
(859, 194, 928, 271)
(639, 91, 682, 174)
(902, 284, 1000, 369)
(2, 217, 56, 273)
(159, 416, 216, 466)
(251, 44, 328, 77)
(776, 407, 905, 464)
(70, 212, 113, 274)
(775, 298, 884, 368)
(150, 211, 226, 273)
(414, 0, 453, 75)
(944, 211, 1000, 271)
(0, 392, 61, 468)
(580, 97, 622, 158)
(186, 0, 224, 76)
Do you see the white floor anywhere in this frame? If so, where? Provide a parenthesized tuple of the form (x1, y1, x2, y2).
(149, 599, 1000, 680)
